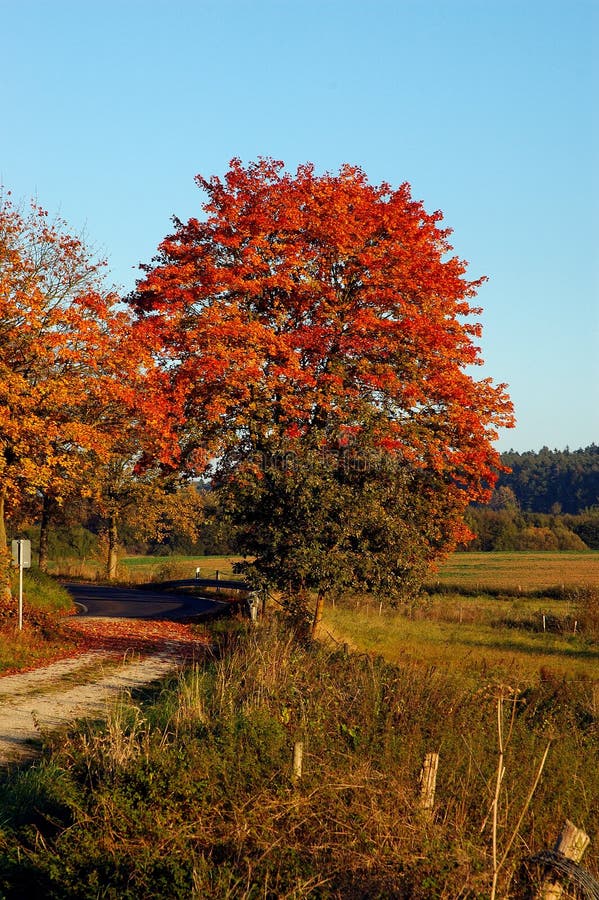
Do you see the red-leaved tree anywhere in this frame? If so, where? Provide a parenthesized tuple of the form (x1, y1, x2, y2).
(132, 159, 514, 629)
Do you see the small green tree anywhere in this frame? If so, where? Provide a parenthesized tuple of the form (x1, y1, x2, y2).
(221, 429, 468, 634)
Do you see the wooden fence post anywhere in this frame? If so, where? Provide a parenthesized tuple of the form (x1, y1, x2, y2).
(535, 820, 590, 900)
(292, 741, 303, 780)
(418, 752, 439, 820)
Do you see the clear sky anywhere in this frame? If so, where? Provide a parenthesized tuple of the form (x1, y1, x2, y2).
(1, 0, 597, 452)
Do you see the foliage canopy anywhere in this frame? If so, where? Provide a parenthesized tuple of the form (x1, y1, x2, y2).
(0, 194, 178, 591)
(133, 158, 514, 610)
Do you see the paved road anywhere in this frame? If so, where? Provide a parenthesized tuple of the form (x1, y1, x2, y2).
(63, 582, 229, 620)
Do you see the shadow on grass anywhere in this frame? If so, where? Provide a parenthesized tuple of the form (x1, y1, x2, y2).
(448, 634, 599, 661)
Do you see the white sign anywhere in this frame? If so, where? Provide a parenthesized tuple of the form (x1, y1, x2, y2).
(11, 539, 31, 569)
(11, 538, 31, 631)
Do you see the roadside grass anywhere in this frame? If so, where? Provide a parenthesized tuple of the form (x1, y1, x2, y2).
(0, 569, 77, 674)
(0, 631, 75, 676)
(16, 568, 75, 616)
(0, 619, 596, 898)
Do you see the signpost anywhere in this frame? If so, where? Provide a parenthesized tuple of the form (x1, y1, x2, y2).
(11, 539, 31, 631)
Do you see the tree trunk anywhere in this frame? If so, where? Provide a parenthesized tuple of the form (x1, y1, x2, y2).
(0, 489, 12, 601)
(311, 592, 325, 638)
(39, 493, 53, 573)
(106, 514, 119, 581)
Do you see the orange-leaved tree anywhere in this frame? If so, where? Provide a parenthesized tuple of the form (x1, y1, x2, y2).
(131, 159, 514, 628)
(0, 194, 175, 598)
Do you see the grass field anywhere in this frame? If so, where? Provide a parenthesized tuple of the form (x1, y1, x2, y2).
(119, 552, 599, 683)
(51, 549, 599, 590)
(323, 602, 599, 683)
(323, 552, 599, 683)
(118, 549, 599, 590)
(46, 550, 599, 682)
(434, 550, 599, 591)
(120, 554, 242, 582)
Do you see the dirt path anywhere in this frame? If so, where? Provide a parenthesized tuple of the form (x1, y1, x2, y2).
(0, 617, 209, 765)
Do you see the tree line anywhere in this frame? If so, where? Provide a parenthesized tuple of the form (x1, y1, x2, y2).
(497, 445, 598, 514)
(460, 446, 599, 550)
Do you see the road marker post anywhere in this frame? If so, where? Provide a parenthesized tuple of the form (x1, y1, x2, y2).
(11, 539, 31, 631)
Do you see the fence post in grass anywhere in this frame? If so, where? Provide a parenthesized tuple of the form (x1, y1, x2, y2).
(535, 820, 590, 900)
(248, 592, 260, 622)
(292, 741, 303, 781)
(418, 751, 439, 821)
(215, 569, 220, 593)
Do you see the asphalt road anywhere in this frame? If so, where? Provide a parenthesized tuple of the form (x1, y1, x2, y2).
(63, 582, 229, 620)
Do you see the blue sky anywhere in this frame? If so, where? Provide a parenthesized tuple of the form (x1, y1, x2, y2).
(1, 0, 597, 452)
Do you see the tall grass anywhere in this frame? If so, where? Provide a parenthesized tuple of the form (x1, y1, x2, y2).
(0, 618, 596, 898)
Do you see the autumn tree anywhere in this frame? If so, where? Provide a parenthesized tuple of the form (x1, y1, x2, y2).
(0, 194, 175, 597)
(132, 158, 514, 628)
(92, 452, 202, 580)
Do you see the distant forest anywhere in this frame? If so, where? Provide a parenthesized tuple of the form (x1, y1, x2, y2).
(497, 445, 598, 514)
(464, 445, 599, 551)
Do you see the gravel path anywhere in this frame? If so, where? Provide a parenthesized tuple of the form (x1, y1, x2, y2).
(0, 618, 208, 765)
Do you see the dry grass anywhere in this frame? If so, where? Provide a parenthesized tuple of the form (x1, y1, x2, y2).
(1, 619, 596, 898)
(322, 602, 599, 684)
(434, 551, 599, 591)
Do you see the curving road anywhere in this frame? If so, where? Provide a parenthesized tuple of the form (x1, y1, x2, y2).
(63, 582, 229, 620)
